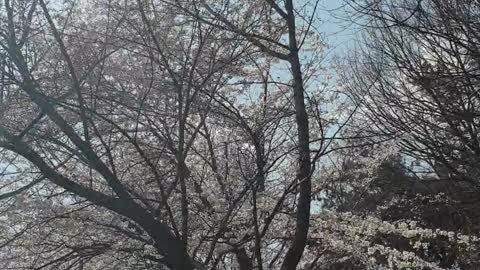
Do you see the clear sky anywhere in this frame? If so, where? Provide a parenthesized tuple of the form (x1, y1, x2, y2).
(316, 0, 359, 59)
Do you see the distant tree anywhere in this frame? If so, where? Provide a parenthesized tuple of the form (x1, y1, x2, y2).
(343, 0, 480, 187)
(322, 146, 412, 214)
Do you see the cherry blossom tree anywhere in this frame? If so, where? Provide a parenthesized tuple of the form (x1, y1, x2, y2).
(1, 0, 479, 269)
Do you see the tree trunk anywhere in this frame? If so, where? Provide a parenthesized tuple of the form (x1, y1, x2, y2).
(280, 1, 313, 269)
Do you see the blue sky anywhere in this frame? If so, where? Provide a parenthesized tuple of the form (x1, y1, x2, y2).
(316, 1, 359, 59)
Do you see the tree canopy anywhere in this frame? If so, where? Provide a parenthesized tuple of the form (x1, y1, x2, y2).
(0, 0, 479, 269)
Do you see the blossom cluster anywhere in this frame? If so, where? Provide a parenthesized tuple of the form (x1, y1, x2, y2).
(307, 211, 479, 269)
